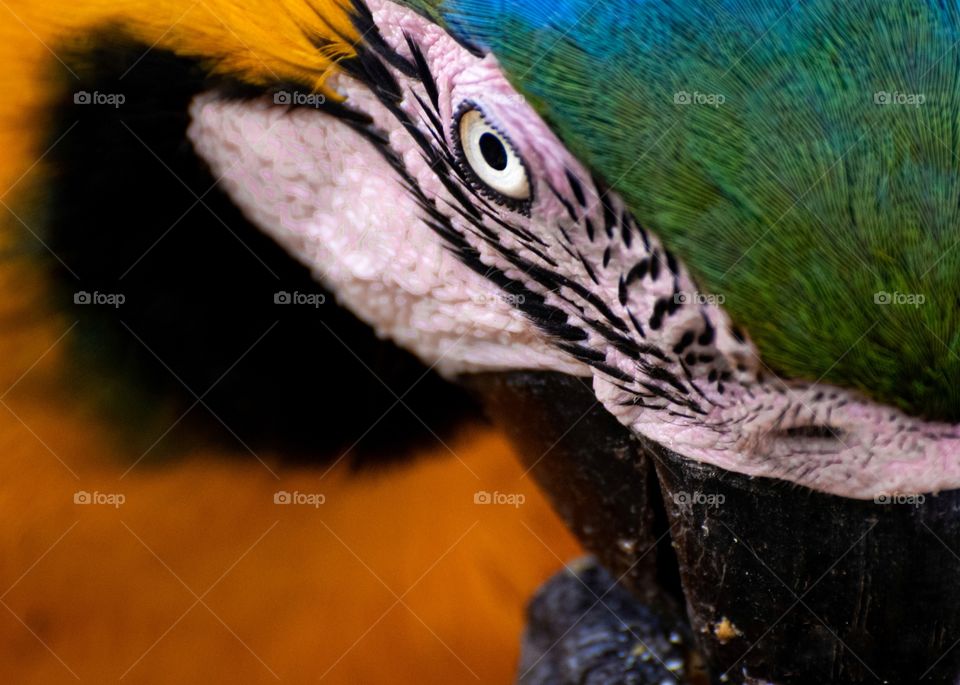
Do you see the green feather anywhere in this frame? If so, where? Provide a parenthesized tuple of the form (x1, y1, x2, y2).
(402, 0, 960, 421)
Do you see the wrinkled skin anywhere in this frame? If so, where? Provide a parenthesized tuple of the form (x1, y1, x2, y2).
(191, 0, 960, 500)
(188, 0, 960, 682)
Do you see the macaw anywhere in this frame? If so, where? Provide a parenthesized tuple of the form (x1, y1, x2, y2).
(3, 0, 960, 683)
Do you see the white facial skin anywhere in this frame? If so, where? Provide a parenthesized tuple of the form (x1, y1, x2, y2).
(188, 0, 960, 499)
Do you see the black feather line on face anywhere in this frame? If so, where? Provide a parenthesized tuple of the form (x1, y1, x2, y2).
(347, 0, 419, 78)
(269, 3, 730, 415)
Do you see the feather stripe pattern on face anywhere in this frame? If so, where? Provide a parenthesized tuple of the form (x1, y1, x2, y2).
(185, 0, 960, 499)
(403, 0, 960, 423)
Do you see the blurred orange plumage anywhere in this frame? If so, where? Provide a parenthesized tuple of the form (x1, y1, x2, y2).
(0, 2, 580, 682)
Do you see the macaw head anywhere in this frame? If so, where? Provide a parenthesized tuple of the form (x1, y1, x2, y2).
(436, 0, 960, 425)
(29, 0, 960, 681)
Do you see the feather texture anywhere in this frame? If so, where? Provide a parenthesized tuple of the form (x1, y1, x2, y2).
(411, 0, 960, 421)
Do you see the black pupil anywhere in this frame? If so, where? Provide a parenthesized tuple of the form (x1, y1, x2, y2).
(478, 132, 509, 171)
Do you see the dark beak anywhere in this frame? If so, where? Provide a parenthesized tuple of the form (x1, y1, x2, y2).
(466, 371, 960, 685)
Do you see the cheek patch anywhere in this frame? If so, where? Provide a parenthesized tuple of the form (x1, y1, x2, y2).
(191, 0, 960, 503)
(363, 0, 960, 501)
(186, 85, 587, 380)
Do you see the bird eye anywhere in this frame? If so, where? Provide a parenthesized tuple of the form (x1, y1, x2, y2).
(455, 105, 531, 205)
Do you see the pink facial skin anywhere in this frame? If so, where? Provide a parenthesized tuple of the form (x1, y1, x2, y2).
(188, 0, 960, 500)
